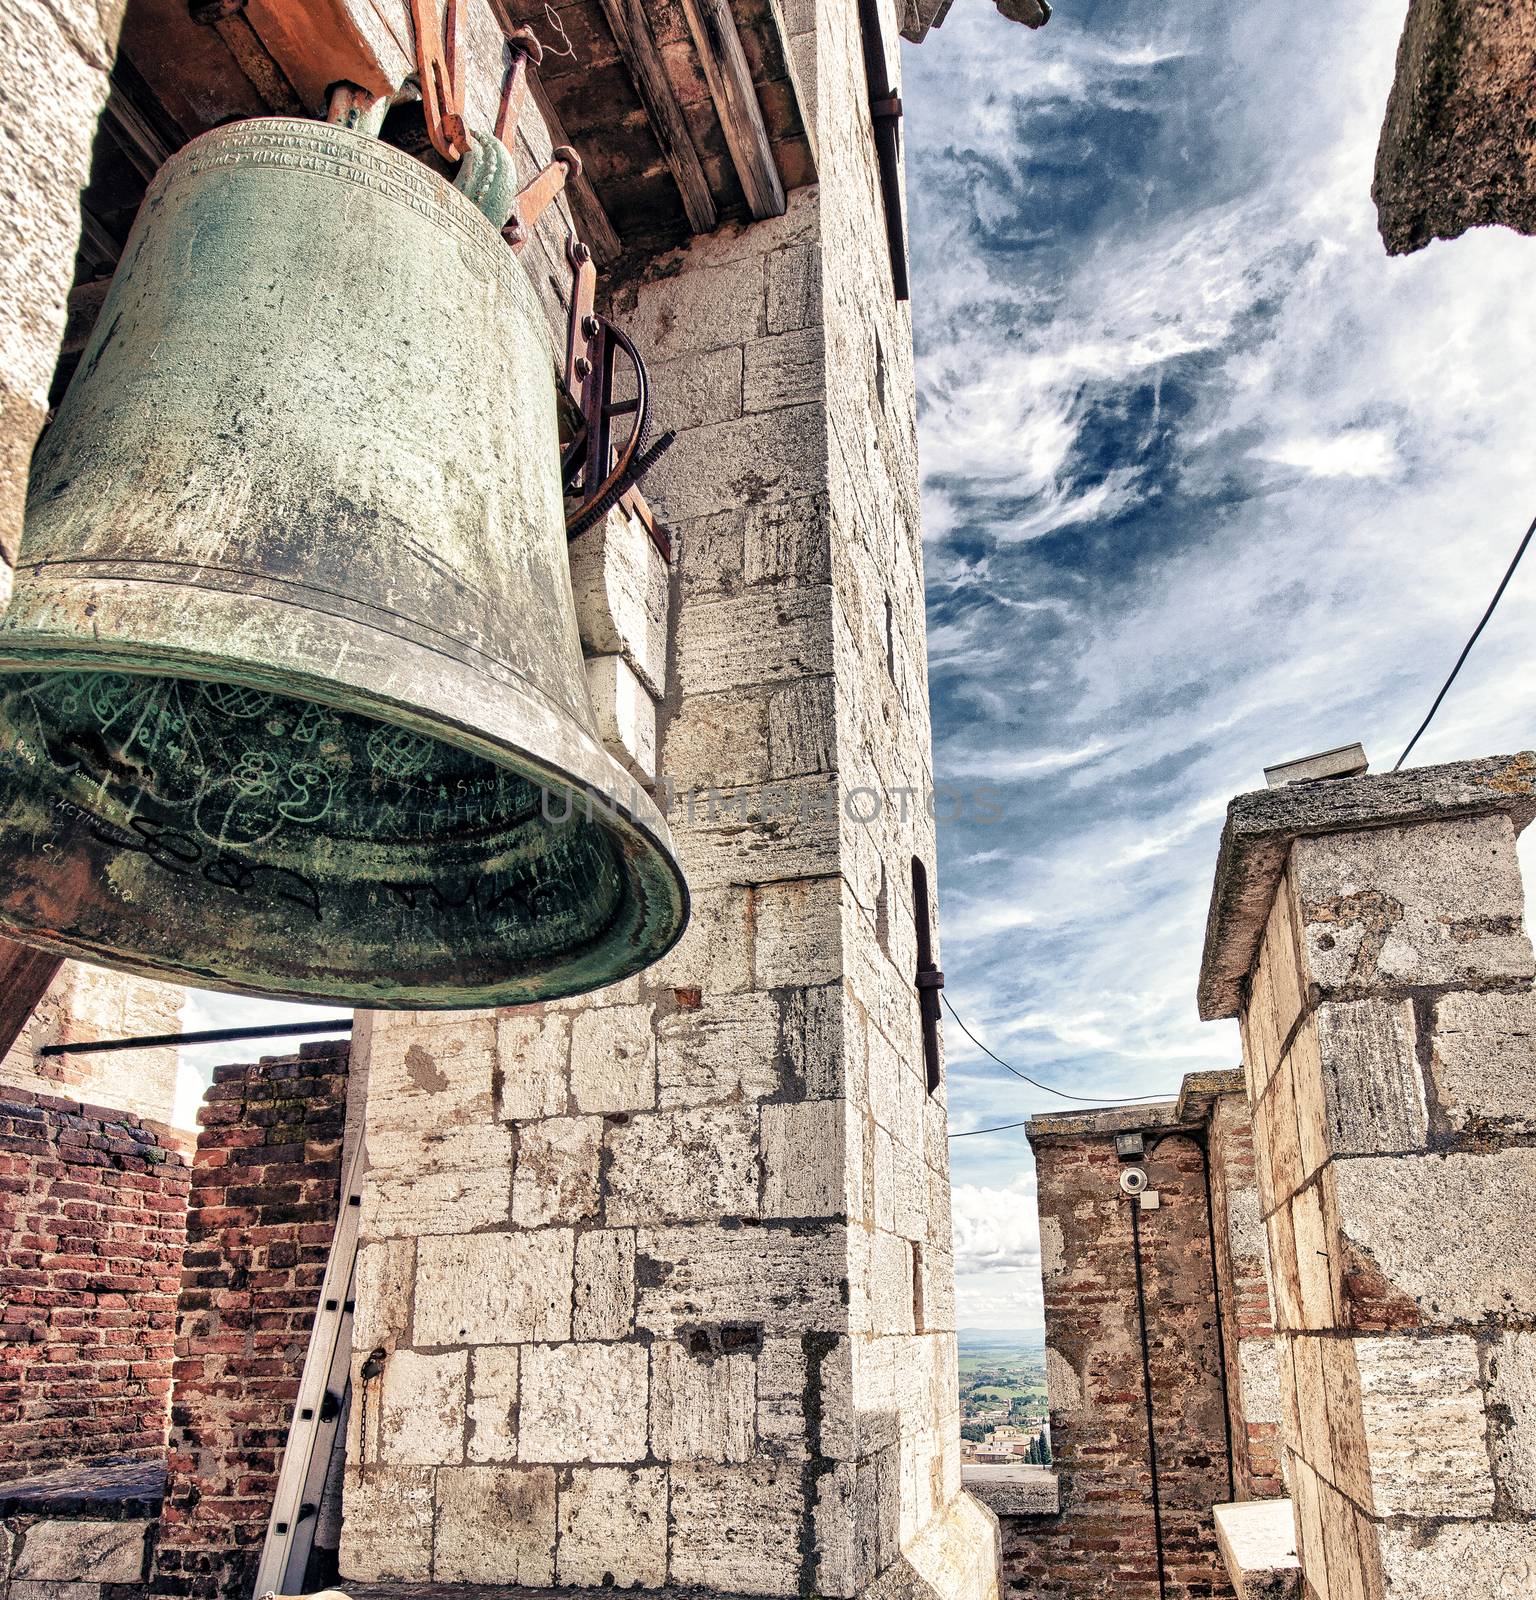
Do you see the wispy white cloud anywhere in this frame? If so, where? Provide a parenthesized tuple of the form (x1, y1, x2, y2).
(906, 0, 1536, 1326)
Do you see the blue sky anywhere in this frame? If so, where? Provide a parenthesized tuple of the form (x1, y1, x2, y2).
(905, 0, 1536, 1326)
(171, 0, 1536, 1331)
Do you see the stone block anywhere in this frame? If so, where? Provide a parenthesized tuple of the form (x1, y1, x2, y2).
(745, 327, 826, 412)
(352, 1236, 415, 1350)
(757, 1335, 810, 1454)
(756, 874, 844, 987)
(1314, 1474, 1370, 1600)
(433, 1465, 556, 1584)
(556, 1465, 668, 1588)
(567, 505, 668, 697)
(645, 884, 753, 995)
(1376, 1515, 1536, 1599)
(962, 1464, 1059, 1518)
(1284, 1015, 1331, 1185)
(635, 1221, 847, 1335)
(497, 1009, 571, 1121)
(376, 1348, 467, 1465)
(585, 653, 657, 783)
(650, 1338, 756, 1462)
(574, 1227, 636, 1339)
(1430, 988, 1536, 1135)
(763, 1098, 848, 1217)
(570, 1003, 655, 1113)
(767, 676, 837, 777)
(1490, 1330, 1536, 1511)
(656, 991, 782, 1107)
(673, 773, 841, 890)
(365, 1014, 496, 1132)
(13, 1521, 147, 1583)
(366, 1124, 512, 1237)
(643, 343, 746, 433)
(743, 494, 831, 587)
(519, 1342, 649, 1463)
(1286, 1455, 1329, 1600)
(1291, 1184, 1336, 1330)
(677, 586, 835, 697)
(766, 242, 823, 332)
(6, 1584, 101, 1600)
(784, 982, 847, 1098)
(1319, 1335, 1370, 1506)
(622, 256, 763, 358)
(1292, 815, 1535, 993)
(605, 1105, 760, 1224)
(512, 1115, 601, 1227)
(670, 1459, 805, 1595)
(1266, 1055, 1304, 1205)
(339, 1464, 434, 1581)
(661, 689, 771, 790)
(1331, 1148, 1536, 1326)
(1356, 1333, 1492, 1515)
(1291, 1334, 1334, 1482)
(1313, 999, 1427, 1154)
(865, 1229, 916, 1336)
(1212, 1498, 1301, 1600)
(467, 1346, 520, 1462)
(649, 403, 827, 523)
(414, 1229, 574, 1345)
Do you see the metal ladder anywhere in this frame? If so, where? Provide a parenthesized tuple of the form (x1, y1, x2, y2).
(253, 1131, 366, 1598)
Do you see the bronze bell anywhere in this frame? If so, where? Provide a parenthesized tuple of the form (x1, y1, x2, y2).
(0, 117, 688, 1007)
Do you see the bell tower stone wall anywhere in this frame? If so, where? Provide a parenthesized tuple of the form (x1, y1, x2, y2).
(339, 0, 993, 1594)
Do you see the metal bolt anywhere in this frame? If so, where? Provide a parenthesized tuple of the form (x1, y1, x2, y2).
(574, 356, 592, 379)
(582, 314, 600, 338)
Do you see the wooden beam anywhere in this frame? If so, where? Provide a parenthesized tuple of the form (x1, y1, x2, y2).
(0, 941, 63, 1062)
(592, 0, 717, 233)
(527, 71, 623, 265)
(679, 0, 785, 219)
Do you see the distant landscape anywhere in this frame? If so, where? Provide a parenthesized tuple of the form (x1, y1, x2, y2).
(957, 1329, 1050, 1461)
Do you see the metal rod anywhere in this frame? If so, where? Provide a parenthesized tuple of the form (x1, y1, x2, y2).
(40, 1019, 353, 1058)
(1129, 1191, 1169, 1600)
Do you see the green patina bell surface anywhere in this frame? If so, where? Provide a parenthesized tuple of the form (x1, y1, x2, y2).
(0, 117, 687, 1007)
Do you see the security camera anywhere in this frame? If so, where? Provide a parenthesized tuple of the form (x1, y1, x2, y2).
(1119, 1167, 1148, 1196)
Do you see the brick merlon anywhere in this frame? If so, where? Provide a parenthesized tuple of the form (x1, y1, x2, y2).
(1196, 752, 1536, 1022)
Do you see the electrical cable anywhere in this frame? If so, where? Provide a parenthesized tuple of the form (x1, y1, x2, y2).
(941, 992, 1174, 1106)
(949, 1117, 1034, 1138)
(1394, 507, 1536, 771)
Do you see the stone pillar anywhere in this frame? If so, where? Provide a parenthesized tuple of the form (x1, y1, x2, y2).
(1374, 0, 1536, 255)
(1014, 1091, 1238, 1600)
(337, 0, 993, 1596)
(1198, 754, 1536, 1598)
(0, 0, 125, 608)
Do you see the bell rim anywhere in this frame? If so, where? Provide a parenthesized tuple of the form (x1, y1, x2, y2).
(0, 629, 691, 1010)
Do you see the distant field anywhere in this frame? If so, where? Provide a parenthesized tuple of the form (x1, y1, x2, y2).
(958, 1335, 1048, 1426)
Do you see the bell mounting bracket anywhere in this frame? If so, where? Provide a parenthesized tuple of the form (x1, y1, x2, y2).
(560, 236, 673, 555)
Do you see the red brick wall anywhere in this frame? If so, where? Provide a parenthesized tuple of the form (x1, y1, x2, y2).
(152, 1041, 348, 1600)
(0, 1090, 191, 1469)
(1007, 1125, 1235, 1600)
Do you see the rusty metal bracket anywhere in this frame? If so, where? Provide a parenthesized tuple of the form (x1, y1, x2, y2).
(410, 0, 470, 162)
(494, 26, 544, 148)
(504, 147, 581, 252)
